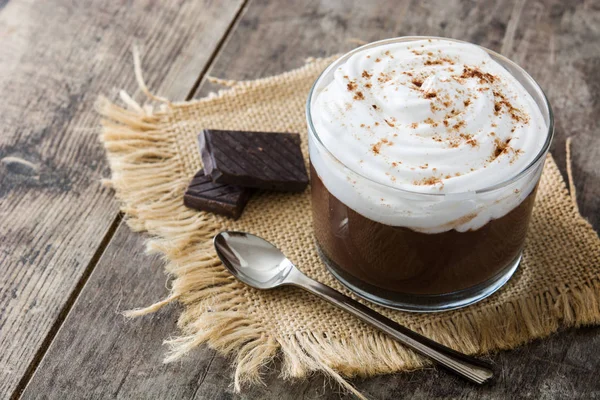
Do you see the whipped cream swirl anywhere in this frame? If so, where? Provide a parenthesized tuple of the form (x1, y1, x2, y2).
(309, 38, 549, 233)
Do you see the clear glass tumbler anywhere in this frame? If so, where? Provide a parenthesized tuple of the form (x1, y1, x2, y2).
(306, 37, 554, 312)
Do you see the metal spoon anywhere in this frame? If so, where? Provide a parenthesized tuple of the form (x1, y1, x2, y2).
(213, 231, 494, 385)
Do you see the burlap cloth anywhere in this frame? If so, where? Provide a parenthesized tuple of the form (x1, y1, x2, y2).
(99, 55, 600, 398)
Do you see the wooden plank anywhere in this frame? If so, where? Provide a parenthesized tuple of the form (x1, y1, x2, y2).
(191, 326, 600, 399)
(19, 228, 227, 399)
(21, 0, 600, 399)
(0, 0, 244, 397)
(196, 0, 513, 97)
(497, 0, 600, 229)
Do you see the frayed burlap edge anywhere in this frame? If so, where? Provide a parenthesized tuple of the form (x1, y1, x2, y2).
(97, 55, 600, 399)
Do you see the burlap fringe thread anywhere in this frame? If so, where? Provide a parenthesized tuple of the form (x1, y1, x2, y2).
(97, 51, 600, 399)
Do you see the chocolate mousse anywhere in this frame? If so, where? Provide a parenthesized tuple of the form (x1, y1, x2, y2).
(306, 37, 552, 310)
(311, 164, 536, 298)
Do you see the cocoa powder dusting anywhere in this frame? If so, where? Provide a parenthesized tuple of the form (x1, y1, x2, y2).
(371, 142, 382, 154)
(461, 66, 496, 84)
(491, 137, 513, 160)
(377, 73, 392, 84)
(446, 108, 460, 118)
(424, 57, 454, 66)
(459, 133, 477, 147)
(494, 102, 502, 114)
(371, 138, 393, 155)
(452, 120, 466, 131)
(414, 176, 443, 186)
(492, 90, 530, 123)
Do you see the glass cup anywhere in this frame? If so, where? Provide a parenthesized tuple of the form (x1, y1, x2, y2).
(306, 37, 554, 312)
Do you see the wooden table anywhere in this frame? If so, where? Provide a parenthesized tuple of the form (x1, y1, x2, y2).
(2, 0, 599, 398)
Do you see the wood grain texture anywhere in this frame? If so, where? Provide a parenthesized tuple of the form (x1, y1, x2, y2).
(497, 0, 600, 229)
(21, 229, 227, 400)
(20, 0, 600, 399)
(196, 0, 513, 97)
(0, 0, 244, 397)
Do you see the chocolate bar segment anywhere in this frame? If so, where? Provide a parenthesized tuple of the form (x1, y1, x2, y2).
(183, 169, 252, 219)
(199, 129, 309, 192)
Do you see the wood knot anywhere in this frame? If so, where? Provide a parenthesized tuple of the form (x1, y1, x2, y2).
(1, 156, 39, 176)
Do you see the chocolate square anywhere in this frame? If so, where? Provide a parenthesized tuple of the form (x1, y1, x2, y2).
(183, 169, 252, 219)
(199, 129, 309, 192)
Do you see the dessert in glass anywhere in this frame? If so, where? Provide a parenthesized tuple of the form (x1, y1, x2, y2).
(306, 37, 553, 312)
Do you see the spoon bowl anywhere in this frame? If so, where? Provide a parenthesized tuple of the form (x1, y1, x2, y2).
(214, 231, 296, 289)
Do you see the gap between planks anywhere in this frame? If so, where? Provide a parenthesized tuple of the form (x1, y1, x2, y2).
(11, 1, 251, 398)
(184, 0, 250, 101)
(10, 213, 123, 400)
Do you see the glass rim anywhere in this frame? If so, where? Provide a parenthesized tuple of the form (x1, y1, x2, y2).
(306, 36, 555, 197)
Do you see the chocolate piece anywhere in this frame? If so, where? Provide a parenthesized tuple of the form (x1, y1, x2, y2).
(184, 169, 252, 219)
(199, 129, 309, 192)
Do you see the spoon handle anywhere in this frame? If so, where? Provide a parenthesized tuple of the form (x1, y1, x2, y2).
(288, 269, 493, 385)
